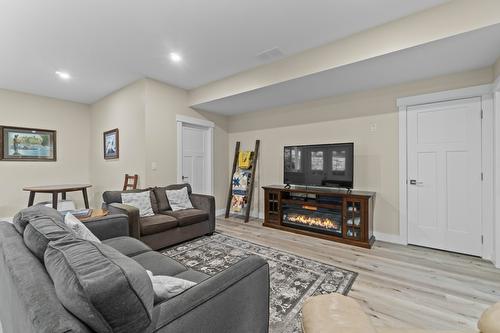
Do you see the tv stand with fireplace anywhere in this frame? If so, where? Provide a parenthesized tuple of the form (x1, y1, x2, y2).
(262, 185, 375, 248)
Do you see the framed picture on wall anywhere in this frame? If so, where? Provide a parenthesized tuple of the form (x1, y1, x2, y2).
(0, 126, 57, 161)
(103, 128, 119, 159)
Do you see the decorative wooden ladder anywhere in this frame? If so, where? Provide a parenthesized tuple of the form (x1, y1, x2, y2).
(225, 140, 260, 222)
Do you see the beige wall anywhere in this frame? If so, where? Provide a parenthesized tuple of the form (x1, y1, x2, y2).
(144, 79, 228, 209)
(89, 80, 147, 207)
(227, 66, 494, 236)
(0, 89, 90, 217)
(88, 78, 229, 209)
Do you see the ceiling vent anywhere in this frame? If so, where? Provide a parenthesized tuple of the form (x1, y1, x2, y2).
(257, 47, 284, 62)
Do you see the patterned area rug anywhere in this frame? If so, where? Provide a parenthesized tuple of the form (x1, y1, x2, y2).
(162, 233, 357, 333)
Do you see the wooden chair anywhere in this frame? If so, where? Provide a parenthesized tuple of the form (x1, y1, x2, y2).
(123, 174, 138, 191)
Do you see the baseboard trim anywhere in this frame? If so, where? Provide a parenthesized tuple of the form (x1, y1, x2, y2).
(373, 231, 407, 245)
(217, 211, 408, 246)
(216, 209, 263, 219)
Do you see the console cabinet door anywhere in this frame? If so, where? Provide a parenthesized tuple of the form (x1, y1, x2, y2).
(344, 198, 364, 241)
(265, 190, 281, 225)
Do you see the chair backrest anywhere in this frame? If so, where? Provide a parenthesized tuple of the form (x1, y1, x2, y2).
(123, 174, 138, 191)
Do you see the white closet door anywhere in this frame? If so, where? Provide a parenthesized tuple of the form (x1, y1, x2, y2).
(181, 125, 208, 194)
(407, 97, 482, 256)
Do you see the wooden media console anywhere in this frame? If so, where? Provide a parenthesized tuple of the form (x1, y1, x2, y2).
(263, 185, 375, 248)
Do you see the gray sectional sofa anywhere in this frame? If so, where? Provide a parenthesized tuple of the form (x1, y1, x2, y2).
(0, 206, 270, 333)
(102, 184, 215, 250)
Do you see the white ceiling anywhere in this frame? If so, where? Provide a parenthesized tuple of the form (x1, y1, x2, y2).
(194, 23, 500, 114)
(0, 0, 448, 104)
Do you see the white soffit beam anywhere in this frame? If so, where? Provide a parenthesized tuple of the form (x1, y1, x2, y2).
(189, 0, 500, 107)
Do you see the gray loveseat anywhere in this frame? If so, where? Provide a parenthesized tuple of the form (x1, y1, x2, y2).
(0, 206, 270, 333)
(102, 184, 215, 250)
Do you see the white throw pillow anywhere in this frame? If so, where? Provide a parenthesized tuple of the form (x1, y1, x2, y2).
(146, 270, 196, 302)
(165, 187, 193, 211)
(64, 213, 101, 243)
(121, 191, 155, 217)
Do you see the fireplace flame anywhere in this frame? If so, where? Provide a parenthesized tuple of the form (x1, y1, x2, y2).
(287, 213, 339, 230)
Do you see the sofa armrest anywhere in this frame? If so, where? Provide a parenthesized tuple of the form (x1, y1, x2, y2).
(83, 214, 129, 240)
(190, 194, 215, 233)
(102, 203, 141, 239)
(152, 255, 269, 333)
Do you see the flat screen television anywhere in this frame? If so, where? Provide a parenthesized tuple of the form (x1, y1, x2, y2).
(284, 143, 354, 188)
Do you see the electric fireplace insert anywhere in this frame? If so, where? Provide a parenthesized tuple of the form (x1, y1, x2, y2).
(282, 204, 342, 237)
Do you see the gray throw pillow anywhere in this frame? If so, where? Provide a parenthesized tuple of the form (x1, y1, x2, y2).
(121, 191, 155, 217)
(64, 213, 101, 243)
(13, 205, 63, 234)
(146, 270, 196, 303)
(165, 187, 193, 211)
(44, 237, 154, 333)
(23, 216, 73, 261)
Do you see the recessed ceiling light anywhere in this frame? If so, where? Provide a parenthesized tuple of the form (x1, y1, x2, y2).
(169, 52, 182, 63)
(55, 71, 71, 80)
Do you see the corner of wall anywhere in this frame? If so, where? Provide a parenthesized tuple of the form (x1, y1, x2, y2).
(88, 79, 148, 207)
(494, 56, 500, 83)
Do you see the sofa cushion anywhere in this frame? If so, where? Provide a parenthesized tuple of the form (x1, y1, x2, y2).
(132, 251, 188, 276)
(154, 184, 193, 212)
(164, 209, 208, 227)
(166, 183, 192, 195)
(121, 191, 155, 217)
(44, 237, 154, 333)
(103, 189, 159, 214)
(13, 205, 63, 234)
(103, 236, 152, 257)
(0, 222, 93, 333)
(166, 187, 194, 211)
(140, 214, 178, 236)
(23, 217, 73, 261)
(153, 186, 171, 211)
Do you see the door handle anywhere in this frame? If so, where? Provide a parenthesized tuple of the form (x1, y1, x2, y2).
(182, 176, 189, 180)
(409, 179, 424, 185)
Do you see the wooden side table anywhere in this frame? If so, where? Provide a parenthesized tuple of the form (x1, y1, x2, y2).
(23, 184, 92, 209)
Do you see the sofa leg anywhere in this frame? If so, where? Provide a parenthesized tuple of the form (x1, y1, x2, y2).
(206, 232, 214, 236)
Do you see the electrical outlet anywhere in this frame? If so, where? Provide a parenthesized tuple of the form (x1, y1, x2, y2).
(151, 162, 157, 170)
(369, 123, 377, 132)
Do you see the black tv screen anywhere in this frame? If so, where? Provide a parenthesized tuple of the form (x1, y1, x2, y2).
(284, 143, 354, 188)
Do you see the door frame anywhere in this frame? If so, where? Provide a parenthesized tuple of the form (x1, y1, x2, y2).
(176, 115, 215, 195)
(397, 84, 494, 262)
(493, 76, 500, 268)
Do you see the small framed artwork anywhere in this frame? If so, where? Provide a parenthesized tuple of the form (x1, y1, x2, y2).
(0, 126, 56, 161)
(103, 128, 119, 159)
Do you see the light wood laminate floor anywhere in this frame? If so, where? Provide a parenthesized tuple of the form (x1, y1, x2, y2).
(217, 216, 500, 331)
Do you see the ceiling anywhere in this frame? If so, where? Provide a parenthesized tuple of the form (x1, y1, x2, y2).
(194, 23, 500, 114)
(0, 0, 449, 104)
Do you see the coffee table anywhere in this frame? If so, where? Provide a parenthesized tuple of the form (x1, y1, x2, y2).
(23, 184, 92, 209)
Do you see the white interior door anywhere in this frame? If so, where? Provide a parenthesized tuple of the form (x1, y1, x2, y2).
(181, 124, 209, 194)
(407, 97, 482, 256)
